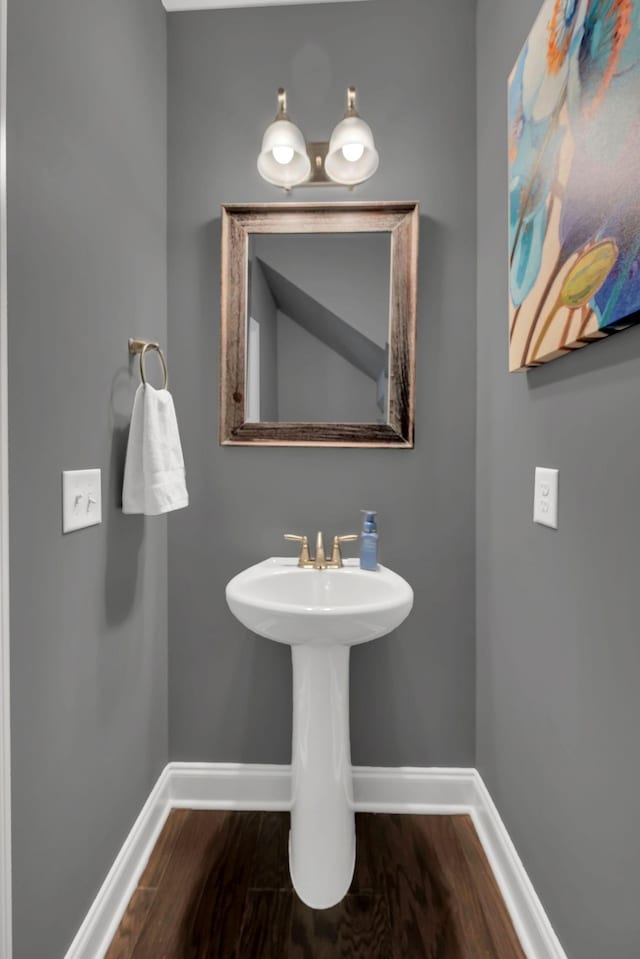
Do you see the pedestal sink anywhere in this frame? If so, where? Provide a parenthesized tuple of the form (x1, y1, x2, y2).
(225, 557, 413, 909)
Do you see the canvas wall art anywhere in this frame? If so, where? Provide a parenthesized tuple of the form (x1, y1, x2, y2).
(508, 0, 640, 371)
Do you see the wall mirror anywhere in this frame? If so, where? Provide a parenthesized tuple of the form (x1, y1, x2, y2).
(220, 202, 419, 447)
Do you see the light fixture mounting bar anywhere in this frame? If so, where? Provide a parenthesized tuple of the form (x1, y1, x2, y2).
(305, 142, 343, 187)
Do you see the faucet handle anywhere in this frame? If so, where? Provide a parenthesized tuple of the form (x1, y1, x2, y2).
(330, 533, 359, 567)
(284, 534, 311, 567)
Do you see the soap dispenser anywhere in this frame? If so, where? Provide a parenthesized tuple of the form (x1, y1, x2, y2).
(360, 510, 378, 571)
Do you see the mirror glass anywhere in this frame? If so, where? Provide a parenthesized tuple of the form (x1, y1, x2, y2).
(247, 233, 391, 424)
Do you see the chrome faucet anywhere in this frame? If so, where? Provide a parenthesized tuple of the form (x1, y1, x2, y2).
(284, 532, 359, 569)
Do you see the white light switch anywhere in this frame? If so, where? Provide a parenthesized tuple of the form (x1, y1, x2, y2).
(533, 467, 558, 529)
(62, 469, 102, 533)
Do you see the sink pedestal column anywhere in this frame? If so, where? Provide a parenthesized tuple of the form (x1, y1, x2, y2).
(289, 644, 355, 909)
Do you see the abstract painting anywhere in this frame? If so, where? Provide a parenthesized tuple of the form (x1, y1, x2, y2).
(508, 0, 640, 371)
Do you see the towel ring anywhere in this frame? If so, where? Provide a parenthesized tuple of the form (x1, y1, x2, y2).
(128, 338, 168, 389)
(140, 342, 168, 389)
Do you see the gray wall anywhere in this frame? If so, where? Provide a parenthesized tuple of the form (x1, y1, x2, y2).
(168, 0, 477, 766)
(477, 2, 640, 956)
(8, 1, 168, 957)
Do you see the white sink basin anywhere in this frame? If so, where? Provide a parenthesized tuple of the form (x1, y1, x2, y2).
(225, 555, 413, 910)
(226, 557, 413, 647)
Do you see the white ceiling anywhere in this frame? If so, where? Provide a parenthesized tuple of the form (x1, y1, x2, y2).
(163, 0, 369, 10)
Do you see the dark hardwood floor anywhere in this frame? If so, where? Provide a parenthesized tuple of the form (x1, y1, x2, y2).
(105, 810, 526, 959)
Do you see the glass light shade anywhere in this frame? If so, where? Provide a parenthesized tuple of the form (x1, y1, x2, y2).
(257, 119, 311, 188)
(325, 116, 379, 186)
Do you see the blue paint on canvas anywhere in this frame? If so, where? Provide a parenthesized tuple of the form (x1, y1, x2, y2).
(508, 0, 640, 369)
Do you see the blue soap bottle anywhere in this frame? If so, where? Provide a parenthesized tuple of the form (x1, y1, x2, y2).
(360, 510, 378, 571)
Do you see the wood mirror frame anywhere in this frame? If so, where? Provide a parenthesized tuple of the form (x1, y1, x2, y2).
(220, 201, 419, 448)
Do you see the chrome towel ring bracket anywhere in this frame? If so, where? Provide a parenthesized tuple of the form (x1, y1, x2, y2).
(128, 337, 168, 390)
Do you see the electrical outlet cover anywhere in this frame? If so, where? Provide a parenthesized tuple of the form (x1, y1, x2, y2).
(533, 467, 558, 529)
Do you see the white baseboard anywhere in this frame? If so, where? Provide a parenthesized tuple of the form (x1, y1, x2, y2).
(168, 761, 292, 810)
(64, 763, 567, 959)
(470, 773, 567, 959)
(352, 765, 479, 813)
(64, 767, 172, 959)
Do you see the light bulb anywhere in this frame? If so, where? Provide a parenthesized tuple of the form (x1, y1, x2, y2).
(341, 142, 365, 163)
(272, 145, 295, 165)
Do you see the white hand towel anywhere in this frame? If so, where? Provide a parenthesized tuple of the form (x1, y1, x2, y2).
(122, 384, 189, 515)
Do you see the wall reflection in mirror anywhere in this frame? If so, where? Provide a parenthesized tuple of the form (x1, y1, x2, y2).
(246, 233, 391, 424)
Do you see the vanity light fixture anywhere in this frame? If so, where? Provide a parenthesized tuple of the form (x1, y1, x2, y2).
(257, 89, 311, 189)
(257, 86, 379, 191)
(325, 86, 379, 186)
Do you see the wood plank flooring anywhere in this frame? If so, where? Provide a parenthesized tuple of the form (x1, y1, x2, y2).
(105, 811, 526, 959)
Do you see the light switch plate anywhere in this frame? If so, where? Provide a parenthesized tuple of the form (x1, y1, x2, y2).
(533, 467, 558, 529)
(62, 469, 102, 533)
